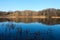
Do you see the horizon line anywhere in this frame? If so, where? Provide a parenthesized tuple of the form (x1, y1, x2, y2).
(0, 8, 60, 12)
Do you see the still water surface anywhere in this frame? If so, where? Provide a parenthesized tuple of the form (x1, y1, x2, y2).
(0, 22, 60, 40)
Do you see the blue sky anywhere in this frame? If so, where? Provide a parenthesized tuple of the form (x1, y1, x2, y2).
(0, 0, 60, 11)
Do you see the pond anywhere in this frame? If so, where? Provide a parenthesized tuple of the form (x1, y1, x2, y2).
(0, 22, 60, 40)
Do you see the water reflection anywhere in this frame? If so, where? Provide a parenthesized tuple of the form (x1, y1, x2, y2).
(0, 18, 60, 25)
(0, 22, 60, 40)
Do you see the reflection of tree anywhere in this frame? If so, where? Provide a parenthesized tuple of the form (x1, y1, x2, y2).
(47, 28, 55, 40)
(25, 29, 30, 40)
(0, 23, 58, 40)
(4, 22, 15, 40)
(7, 22, 15, 30)
(16, 27, 22, 40)
(34, 31, 41, 40)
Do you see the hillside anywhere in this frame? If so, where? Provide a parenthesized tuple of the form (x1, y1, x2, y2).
(0, 8, 60, 25)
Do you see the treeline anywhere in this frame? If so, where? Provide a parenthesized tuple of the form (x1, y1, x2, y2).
(0, 8, 60, 16)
